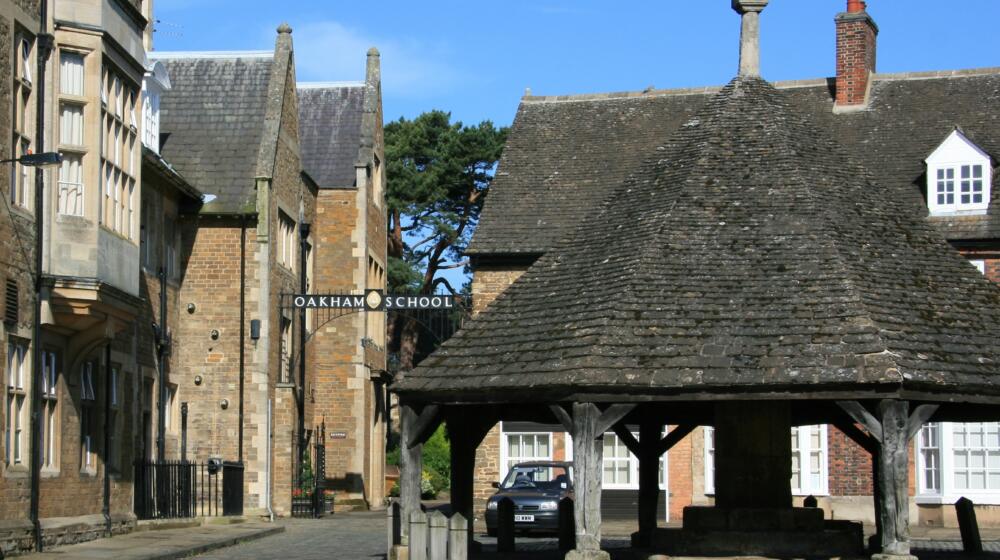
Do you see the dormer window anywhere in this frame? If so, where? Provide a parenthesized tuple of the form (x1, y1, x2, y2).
(926, 129, 993, 216)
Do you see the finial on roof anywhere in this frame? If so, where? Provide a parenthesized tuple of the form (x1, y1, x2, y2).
(367, 47, 380, 57)
(277, 23, 292, 34)
(525, 87, 532, 97)
(732, 0, 768, 77)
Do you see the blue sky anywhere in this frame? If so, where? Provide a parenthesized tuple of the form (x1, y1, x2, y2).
(155, 0, 1000, 129)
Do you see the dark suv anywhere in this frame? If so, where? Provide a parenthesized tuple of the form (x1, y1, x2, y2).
(484, 461, 573, 536)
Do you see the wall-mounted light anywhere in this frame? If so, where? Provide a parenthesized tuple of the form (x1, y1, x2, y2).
(220, 398, 229, 410)
(250, 320, 261, 340)
(210, 329, 220, 340)
(194, 375, 203, 386)
(187, 303, 196, 314)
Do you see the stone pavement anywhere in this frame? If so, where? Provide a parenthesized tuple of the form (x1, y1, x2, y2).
(20, 510, 1000, 560)
(192, 512, 387, 560)
(20, 521, 283, 560)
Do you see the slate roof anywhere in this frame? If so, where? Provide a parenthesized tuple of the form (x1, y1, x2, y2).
(468, 69, 1000, 256)
(156, 54, 274, 214)
(395, 77, 1000, 402)
(298, 84, 366, 188)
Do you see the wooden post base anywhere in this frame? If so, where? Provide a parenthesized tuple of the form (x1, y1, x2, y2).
(565, 549, 611, 560)
(871, 554, 918, 560)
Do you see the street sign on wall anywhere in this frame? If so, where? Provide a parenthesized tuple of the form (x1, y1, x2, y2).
(291, 290, 456, 311)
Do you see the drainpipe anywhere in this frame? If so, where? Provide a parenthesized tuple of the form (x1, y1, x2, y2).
(266, 399, 274, 521)
(28, 0, 53, 551)
(238, 216, 246, 463)
(297, 223, 310, 479)
(103, 343, 112, 536)
(156, 266, 166, 461)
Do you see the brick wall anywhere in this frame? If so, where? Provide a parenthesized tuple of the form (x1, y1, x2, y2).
(835, 11, 877, 107)
(470, 264, 530, 316)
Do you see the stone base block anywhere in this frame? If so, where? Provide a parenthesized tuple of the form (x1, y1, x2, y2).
(651, 522, 864, 557)
(683, 505, 825, 531)
(565, 549, 611, 560)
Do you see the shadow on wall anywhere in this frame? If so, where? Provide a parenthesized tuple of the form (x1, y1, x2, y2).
(327, 473, 366, 495)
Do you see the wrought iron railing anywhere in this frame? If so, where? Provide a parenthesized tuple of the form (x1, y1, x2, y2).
(134, 460, 244, 520)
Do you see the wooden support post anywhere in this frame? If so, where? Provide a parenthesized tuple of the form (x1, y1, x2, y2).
(497, 497, 515, 554)
(568, 402, 611, 560)
(559, 496, 576, 552)
(447, 413, 493, 553)
(401, 403, 427, 542)
(448, 514, 469, 560)
(409, 510, 428, 560)
(634, 419, 662, 548)
(955, 497, 983, 555)
(387, 500, 402, 553)
(874, 399, 915, 559)
(428, 511, 448, 560)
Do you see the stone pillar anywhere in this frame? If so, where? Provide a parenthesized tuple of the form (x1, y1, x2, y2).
(399, 403, 423, 542)
(733, 0, 769, 77)
(567, 403, 609, 560)
(874, 400, 915, 560)
(713, 401, 791, 509)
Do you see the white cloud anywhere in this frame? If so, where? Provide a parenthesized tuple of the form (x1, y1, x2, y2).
(288, 20, 458, 99)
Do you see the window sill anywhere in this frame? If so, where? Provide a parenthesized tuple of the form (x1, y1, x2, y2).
(4, 464, 30, 478)
(79, 468, 98, 478)
(917, 494, 1000, 506)
(929, 208, 989, 218)
(41, 467, 61, 478)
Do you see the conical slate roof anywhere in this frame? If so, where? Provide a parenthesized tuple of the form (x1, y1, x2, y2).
(394, 77, 1000, 402)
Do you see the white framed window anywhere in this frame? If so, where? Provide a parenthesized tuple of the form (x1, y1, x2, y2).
(704, 425, 828, 496)
(100, 64, 139, 240)
(791, 425, 828, 495)
(501, 430, 551, 483)
(280, 316, 292, 383)
(59, 51, 85, 96)
(107, 366, 121, 471)
(58, 153, 85, 216)
(926, 129, 993, 216)
(5, 340, 28, 465)
(918, 423, 941, 496)
(41, 352, 59, 469)
(11, 34, 35, 212)
(603, 433, 637, 488)
(704, 426, 716, 495)
(80, 362, 96, 471)
(279, 213, 296, 269)
(917, 422, 1000, 504)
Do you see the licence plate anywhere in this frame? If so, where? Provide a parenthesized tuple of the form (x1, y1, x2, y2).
(514, 514, 535, 522)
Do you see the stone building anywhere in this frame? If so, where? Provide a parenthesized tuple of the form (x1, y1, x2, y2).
(461, 0, 1000, 531)
(152, 24, 318, 517)
(297, 48, 388, 508)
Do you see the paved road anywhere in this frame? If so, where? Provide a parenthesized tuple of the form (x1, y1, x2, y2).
(193, 512, 388, 560)
(189, 511, 1000, 560)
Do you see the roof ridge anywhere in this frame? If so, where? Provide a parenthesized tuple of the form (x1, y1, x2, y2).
(149, 50, 273, 60)
(521, 66, 1000, 105)
(298, 81, 365, 89)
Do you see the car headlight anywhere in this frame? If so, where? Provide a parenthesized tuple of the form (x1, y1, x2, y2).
(486, 500, 498, 511)
(539, 501, 558, 511)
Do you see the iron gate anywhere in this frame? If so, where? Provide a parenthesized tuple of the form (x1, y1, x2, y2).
(134, 460, 244, 519)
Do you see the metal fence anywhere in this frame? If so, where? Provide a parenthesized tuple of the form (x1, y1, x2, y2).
(134, 460, 244, 520)
(291, 424, 327, 518)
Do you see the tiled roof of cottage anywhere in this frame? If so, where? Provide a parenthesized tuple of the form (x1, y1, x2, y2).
(297, 84, 366, 188)
(157, 53, 274, 214)
(395, 77, 1000, 402)
(467, 69, 1000, 255)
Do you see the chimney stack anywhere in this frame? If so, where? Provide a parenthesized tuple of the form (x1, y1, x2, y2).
(835, 0, 878, 109)
(732, 0, 769, 78)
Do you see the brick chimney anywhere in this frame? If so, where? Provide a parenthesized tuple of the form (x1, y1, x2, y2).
(835, 0, 878, 109)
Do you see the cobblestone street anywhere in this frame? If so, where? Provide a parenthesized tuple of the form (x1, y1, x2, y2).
(192, 513, 388, 560)
(184, 510, 1000, 560)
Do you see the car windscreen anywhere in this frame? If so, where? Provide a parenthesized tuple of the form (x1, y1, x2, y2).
(501, 465, 571, 491)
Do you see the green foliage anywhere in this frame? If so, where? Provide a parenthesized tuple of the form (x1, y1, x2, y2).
(383, 425, 451, 499)
(385, 110, 508, 296)
(299, 448, 315, 491)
